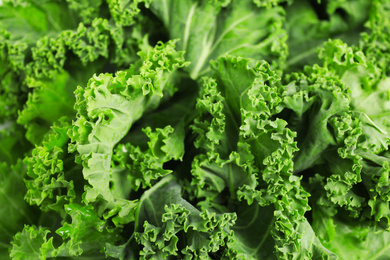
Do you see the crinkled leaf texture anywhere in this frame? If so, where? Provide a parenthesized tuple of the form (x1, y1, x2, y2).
(6, 0, 390, 259)
(10, 203, 120, 259)
(149, 0, 288, 79)
(189, 55, 337, 259)
(113, 124, 185, 191)
(134, 176, 237, 259)
(23, 117, 77, 214)
(1, 0, 148, 148)
(68, 40, 188, 226)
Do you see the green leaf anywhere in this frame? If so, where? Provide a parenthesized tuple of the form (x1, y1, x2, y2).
(10, 203, 119, 259)
(0, 161, 36, 249)
(135, 176, 237, 259)
(23, 118, 77, 214)
(0, 122, 31, 164)
(312, 205, 390, 260)
(107, 0, 152, 26)
(10, 225, 54, 260)
(68, 40, 188, 226)
(285, 0, 371, 70)
(17, 72, 76, 145)
(149, 0, 287, 79)
(113, 124, 185, 191)
(229, 203, 276, 260)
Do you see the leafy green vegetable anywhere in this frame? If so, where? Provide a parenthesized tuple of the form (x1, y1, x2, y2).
(149, 0, 288, 78)
(3, 0, 390, 259)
